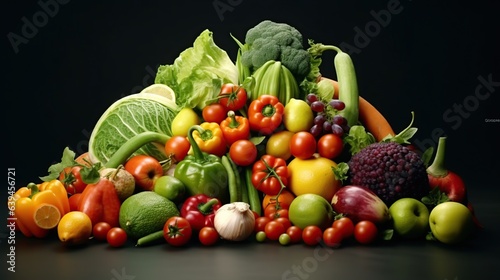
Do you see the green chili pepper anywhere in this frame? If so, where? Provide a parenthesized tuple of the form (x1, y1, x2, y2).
(174, 125, 229, 203)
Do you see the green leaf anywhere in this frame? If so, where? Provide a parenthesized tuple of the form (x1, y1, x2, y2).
(383, 111, 418, 144)
(381, 229, 394, 241)
(343, 125, 376, 155)
(39, 147, 77, 182)
(249, 136, 266, 145)
(421, 146, 435, 168)
(332, 162, 349, 183)
(79, 163, 102, 184)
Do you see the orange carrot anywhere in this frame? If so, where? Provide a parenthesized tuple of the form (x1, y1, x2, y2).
(321, 77, 395, 141)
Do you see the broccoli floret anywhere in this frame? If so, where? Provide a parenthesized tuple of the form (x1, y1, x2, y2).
(240, 20, 310, 80)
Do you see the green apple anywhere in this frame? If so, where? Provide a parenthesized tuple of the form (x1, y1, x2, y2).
(288, 193, 334, 230)
(153, 175, 186, 202)
(389, 198, 430, 239)
(429, 201, 474, 244)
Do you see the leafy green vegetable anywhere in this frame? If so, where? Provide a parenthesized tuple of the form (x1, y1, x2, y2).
(88, 93, 178, 165)
(382, 111, 418, 144)
(343, 125, 376, 155)
(155, 29, 238, 110)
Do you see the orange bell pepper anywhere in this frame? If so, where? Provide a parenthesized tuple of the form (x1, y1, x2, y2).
(14, 180, 70, 238)
(220, 110, 250, 146)
(192, 122, 227, 157)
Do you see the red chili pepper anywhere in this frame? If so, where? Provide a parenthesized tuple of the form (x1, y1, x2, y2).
(220, 110, 250, 146)
(251, 154, 289, 196)
(78, 178, 121, 227)
(247, 95, 284, 135)
(180, 194, 222, 231)
(426, 137, 467, 203)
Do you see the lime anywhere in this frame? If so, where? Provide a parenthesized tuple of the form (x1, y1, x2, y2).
(288, 194, 334, 230)
(140, 83, 176, 103)
(153, 175, 186, 202)
(119, 191, 179, 239)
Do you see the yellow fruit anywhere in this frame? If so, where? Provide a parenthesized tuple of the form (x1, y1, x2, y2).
(283, 98, 314, 132)
(171, 108, 201, 137)
(57, 211, 92, 246)
(140, 83, 176, 103)
(34, 203, 61, 230)
(266, 130, 294, 160)
(287, 154, 342, 202)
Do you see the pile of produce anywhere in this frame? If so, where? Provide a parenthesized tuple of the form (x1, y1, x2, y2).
(8, 20, 482, 249)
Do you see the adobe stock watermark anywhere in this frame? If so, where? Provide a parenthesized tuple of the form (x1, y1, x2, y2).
(281, 240, 335, 280)
(110, 267, 135, 280)
(413, 73, 499, 153)
(339, 0, 408, 55)
(7, 0, 71, 54)
(212, 0, 243, 22)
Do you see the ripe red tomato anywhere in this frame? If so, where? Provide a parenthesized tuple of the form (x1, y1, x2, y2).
(354, 220, 378, 245)
(317, 133, 343, 159)
(332, 217, 355, 239)
(218, 83, 248, 111)
(264, 220, 286, 241)
(202, 103, 228, 124)
(265, 206, 289, 220)
(254, 216, 271, 233)
(93, 222, 112, 241)
(68, 193, 82, 212)
(229, 140, 258, 166)
(290, 132, 317, 160)
(302, 225, 323, 246)
(323, 227, 343, 248)
(124, 155, 163, 191)
(165, 136, 191, 163)
(198, 226, 219, 246)
(59, 166, 87, 195)
(163, 216, 192, 247)
(286, 226, 303, 244)
(106, 227, 128, 247)
(275, 217, 292, 230)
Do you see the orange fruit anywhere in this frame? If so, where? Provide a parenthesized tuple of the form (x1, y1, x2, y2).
(57, 211, 92, 245)
(262, 189, 296, 210)
(34, 203, 61, 229)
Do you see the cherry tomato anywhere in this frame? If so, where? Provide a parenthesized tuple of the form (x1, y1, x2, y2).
(163, 216, 192, 247)
(107, 227, 128, 247)
(93, 222, 112, 241)
(124, 155, 163, 191)
(354, 220, 378, 245)
(317, 133, 344, 160)
(262, 189, 295, 210)
(198, 226, 219, 246)
(202, 103, 228, 124)
(286, 226, 303, 244)
(255, 231, 267, 242)
(165, 136, 191, 163)
(218, 83, 248, 111)
(332, 217, 355, 239)
(59, 166, 87, 195)
(323, 227, 343, 248)
(279, 233, 291, 245)
(229, 140, 258, 166)
(290, 132, 317, 160)
(275, 217, 292, 230)
(302, 225, 323, 246)
(265, 207, 289, 220)
(254, 216, 271, 233)
(264, 220, 286, 241)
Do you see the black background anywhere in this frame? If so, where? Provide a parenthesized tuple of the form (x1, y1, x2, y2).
(2, 1, 500, 279)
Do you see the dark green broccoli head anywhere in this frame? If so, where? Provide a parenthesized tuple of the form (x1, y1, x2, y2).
(240, 20, 310, 80)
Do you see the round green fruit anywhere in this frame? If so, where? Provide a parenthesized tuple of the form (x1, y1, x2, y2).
(288, 193, 334, 230)
(283, 98, 314, 133)
(429, 201, 474, 244)
(389, 198, 430, 239)
(153, 175, 186, 202)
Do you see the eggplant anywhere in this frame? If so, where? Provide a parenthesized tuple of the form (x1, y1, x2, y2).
(331, 185, 391, 224)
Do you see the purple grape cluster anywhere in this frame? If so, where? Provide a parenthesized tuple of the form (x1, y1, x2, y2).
(306, 93, 350, 137)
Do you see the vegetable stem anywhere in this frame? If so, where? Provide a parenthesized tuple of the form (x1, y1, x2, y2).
(426, 137, 449, 177)
(104, 132, 170, 168)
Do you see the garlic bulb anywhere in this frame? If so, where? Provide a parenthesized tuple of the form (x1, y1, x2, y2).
(213, 202, 255, 241)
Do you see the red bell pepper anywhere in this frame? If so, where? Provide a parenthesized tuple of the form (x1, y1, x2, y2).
(220, 110, 250, 146)
(251, 154, 289, 196)
(247, 95, 284, 135)
(78, 177, 121, 227)
(180, 194, 222, 231)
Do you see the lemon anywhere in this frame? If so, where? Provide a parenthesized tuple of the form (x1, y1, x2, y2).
(283, 98, 314, 132)
(171, 108, 201, 137)
(287, 154, 342, 202)
(140, 83, 176, 103)
(34, 203, 61, 230)
(119, 191, 179, 239)
(57, 211, 92, 246)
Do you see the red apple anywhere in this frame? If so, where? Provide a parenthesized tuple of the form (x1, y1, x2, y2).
(124, 155, 163, 191)
(331, 185, 391, 224)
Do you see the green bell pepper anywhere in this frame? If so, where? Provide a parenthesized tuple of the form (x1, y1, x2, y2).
(174, 125, 229, 203)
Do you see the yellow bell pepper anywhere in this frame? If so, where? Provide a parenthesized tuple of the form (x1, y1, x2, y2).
(14, 180, 70, 238)
(192, 122, 227, 157)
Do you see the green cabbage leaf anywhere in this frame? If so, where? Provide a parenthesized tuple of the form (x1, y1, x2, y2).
(154, 29, 239, 110)
(88, 93, 179, 164)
